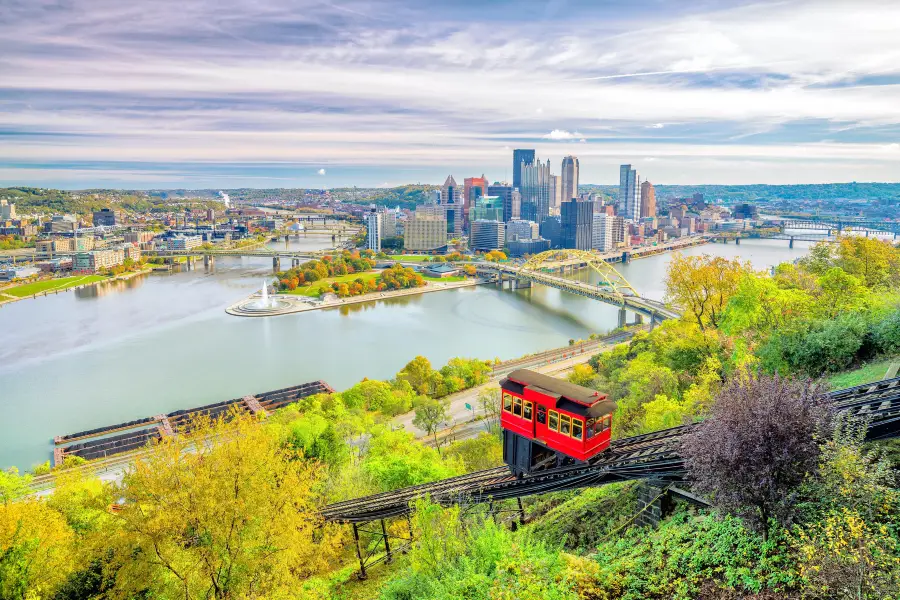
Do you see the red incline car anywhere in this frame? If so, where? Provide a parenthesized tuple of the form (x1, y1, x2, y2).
(500, 369, 616, 475)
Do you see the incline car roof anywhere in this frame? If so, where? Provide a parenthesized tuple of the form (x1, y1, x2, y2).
(506, 369, 607, 405)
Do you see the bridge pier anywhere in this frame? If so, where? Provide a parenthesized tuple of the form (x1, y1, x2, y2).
(514, 278, 531, 290)
(618, 308, 627, 329)
(734, 237, 740, 245)
(273, 257, 281, 272)
(204, 255, 214, 270)
(789, 236, 794, 249)
(292, 258, 300, 269)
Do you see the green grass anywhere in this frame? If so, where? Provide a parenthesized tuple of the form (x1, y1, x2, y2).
(2, 275, 107, 298)
(829, 357, 899, 390)
(285, 271, 382, 297)
(422, 275, 467, 282)
(388, 254, 431, 262)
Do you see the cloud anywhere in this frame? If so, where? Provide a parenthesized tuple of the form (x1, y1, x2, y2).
(317, 168, 327, 175)
(543, 129, 584, 140)
(647, 123, 664, 129)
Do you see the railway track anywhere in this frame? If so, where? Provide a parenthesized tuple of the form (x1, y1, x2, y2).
(322, 376, 900, 523)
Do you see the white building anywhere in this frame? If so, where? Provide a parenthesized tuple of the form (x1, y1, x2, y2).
(506, 219, 539, 241)
(592, 214, 614, 252)
(167, 235, 203, 251)
(366, 210, 382, 252)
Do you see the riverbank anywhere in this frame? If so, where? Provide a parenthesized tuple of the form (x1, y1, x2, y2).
(226, 277, 487, 317)
(0, 267, 153, 307)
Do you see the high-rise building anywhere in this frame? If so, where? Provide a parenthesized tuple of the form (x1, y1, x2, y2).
(548, 174, 562, 216)
(520, 158, 552, 225)
(404, 210, 447, 251)
(380, 209, 398, 238)
(470, 196, 504, 222)
(592, 214, 614, 252)
(439, 175, 462, 236)
(487, 184, 513, 223)
(539, 216, 562, 249)
(612, 215, 627, 246)
(366, 210, 382, 252)
(505, 219, 539, 241)
(618, 165, 641, 221)
(0, 200, 15, 220)
(512, 149, 535, 190)
(640, 181, 656, 219)
(560, 199, 594, 250)
(463, 175, 488, 230)
(561, 156, 579, 202)
(92, 208, 119, 227)
(470, 220, 505, 251)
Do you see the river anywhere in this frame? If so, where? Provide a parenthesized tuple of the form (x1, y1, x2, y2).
(0, 236, 813, 470)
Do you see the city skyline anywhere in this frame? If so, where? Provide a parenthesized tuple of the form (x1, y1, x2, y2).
(2, 0, 900, 189)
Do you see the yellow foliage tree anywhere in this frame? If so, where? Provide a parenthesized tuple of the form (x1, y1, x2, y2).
(665, 253, 750, 331)
(0, 500, 76, 599)
(107, 411, 344, 599)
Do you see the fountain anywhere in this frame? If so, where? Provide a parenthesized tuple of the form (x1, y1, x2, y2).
(228, 278, 294, 316)
(256, 280, 271, 308)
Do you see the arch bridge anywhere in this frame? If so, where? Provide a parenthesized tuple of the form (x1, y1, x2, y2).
(478, 249, 679, 326)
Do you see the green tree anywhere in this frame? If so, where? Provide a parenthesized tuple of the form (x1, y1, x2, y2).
(413, 398, 450, 451)
(398, 356, 437, 395)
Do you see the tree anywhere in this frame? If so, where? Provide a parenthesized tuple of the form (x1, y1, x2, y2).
(681, 374, 832, 538)
(567, 363, 596, 387)
(413, 398, 450, 451)
(834, 236, 900, 289)
(0, 468, 31, 503)
(398, 356, 437, 395)
(477, 388, 502, 435)
(665, 254, 750, 330)
(107, 411, 344, 599)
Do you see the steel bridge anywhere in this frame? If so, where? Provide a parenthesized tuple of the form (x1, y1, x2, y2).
(779, 216, 899, 236)
(323, 375, 900, 574)
(477, 250, 680, 324)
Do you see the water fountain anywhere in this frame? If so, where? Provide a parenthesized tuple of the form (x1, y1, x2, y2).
(228, 279, 293, 316)
(256, 280, 271, 308)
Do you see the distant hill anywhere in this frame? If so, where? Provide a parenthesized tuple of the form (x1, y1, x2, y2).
(580, 182, 900, 204)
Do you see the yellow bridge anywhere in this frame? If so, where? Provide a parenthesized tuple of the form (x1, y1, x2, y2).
(477, 250, 680, 325)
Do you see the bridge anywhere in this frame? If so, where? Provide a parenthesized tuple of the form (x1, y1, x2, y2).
(778, 216, 899, 237)
(476, 250, 680, 326)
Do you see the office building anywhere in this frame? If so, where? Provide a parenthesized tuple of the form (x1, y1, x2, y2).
(618, 165, 641, 221)
(439, 175, 463, 236)
(539, 216, 562, 249)
(512, 149, 535, 190)
(520, 157, 552, 225)
(404, 211, 447, 251)
(124, 231, 156, 244)
(0, 200, 15, 220)
(463, 175, 488, 229)
(506, 238, 551, 258)
(470, 220, 505, 251)
(470, 195, 504, 222)
(487, 184, 514, 223)
(640, 181, 656, 218)
(560, 199, 594, 250)
(365, 210, 382, 252)
(733, 203, 759, 219)
(167, 235, 203, 251)
(74, 248, 125, 273)
(74, 235, 95, 252)
(561, 156, 579, 202)
(46, 215, 77, 233)
(612, 216, 627, 246)
(92, 208, 119, 227)
(548, 174, 562, 216)
(505, 219, 539, 241)
(381, 210, 398, 238)
(592, 214, 614, 252)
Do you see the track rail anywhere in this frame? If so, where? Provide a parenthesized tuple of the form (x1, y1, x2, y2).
(322, 376, 900, 523)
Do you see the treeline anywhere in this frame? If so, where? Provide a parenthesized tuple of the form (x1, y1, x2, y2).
(579, 182, 900, 203)
(275, 250, 376, 291)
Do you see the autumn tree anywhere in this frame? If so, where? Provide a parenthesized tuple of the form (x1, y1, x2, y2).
(665, 253, 750, 330)
(107, 411, 344, 599)
(398, 356, 437, 395)
(567, 363, 596, 387)
(681, 373, 832, 538)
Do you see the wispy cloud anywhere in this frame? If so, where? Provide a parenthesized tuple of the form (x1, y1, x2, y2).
(1, 0, 899, 187)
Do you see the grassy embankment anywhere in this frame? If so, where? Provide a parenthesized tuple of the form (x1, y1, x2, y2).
(828, 356, 900, 389)
(1, 275, 107, 298)
(388, 254, 431, 262)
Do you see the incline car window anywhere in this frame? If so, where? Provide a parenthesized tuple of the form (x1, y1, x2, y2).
(537, 406, 547, 424)
(548, 410, 559, 431)
(503, 393, 512, 412)
(513, 397, 523, 417)
(523, 401, 533, 420)
(572, 418, 583, 440)
(559, 414, 571, 436)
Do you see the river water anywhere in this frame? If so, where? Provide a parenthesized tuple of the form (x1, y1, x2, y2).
(0, 236, 814, 470)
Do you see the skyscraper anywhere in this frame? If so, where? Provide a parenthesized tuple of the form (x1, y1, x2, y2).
(560, 199, 594, 250)
(520, 157, 551, 225)
(548, 174, 562, 216)
(365, 210, 382, 252)
(440, 175, 462, 236)
(592, 214, 614, 252)
(470, 220, 505, 251)
(463, 175, 487, 231)
(487, 184, 513, 223)
(618, 164, 641, 221)
(512, 149, 535, 190)
(640, 181, 656, 218)
(561, 156, 579, 202)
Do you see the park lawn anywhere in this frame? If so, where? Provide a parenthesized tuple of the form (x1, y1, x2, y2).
(388, 254, 431, 262)
(285, 270, 382, 297)
(3, 274, 107, 298)
(422, 275, 467, 282)
(829, 356, 899, 390)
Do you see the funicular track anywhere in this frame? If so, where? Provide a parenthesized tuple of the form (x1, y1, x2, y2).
(322, 376, 900, 524)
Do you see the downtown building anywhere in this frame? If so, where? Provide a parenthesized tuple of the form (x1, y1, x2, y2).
(560, 199, 594, 250)
(463, 175, 488, 230)
(640, 181, 657, 218)
(618, 164, 641, 221)
(470, 220, 505, 251)
(365, 209, 382, 252)
(439, 175, 463, 237)
(404, 206, 447, 251)
(592, 213, 615, 252)
(512, 149, 535, 191)
(487, 184, 518, 223)
(519, 157, 552, 225)
(561, 156, 579, 202)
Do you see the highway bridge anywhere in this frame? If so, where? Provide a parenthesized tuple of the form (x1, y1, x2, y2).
(476, 250, 681, 325)
(778, 216, 899, 236)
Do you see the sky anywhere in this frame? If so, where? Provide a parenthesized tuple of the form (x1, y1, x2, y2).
(1, 0, 900, 189)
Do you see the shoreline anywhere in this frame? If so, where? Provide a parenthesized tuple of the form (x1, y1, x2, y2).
(0, 267, 153, 307)
(226, 277, 487, 317)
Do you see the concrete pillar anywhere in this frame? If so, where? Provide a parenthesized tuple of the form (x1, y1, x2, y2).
(273, 257, 281, 272)
(618, 307, 627, 329)
(789, 236, 794, 249)
(649, 313, 657, 331)
(735, 237, 740, 245)
(633, 313, 643, 325)
(635, 481, 672, 528)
